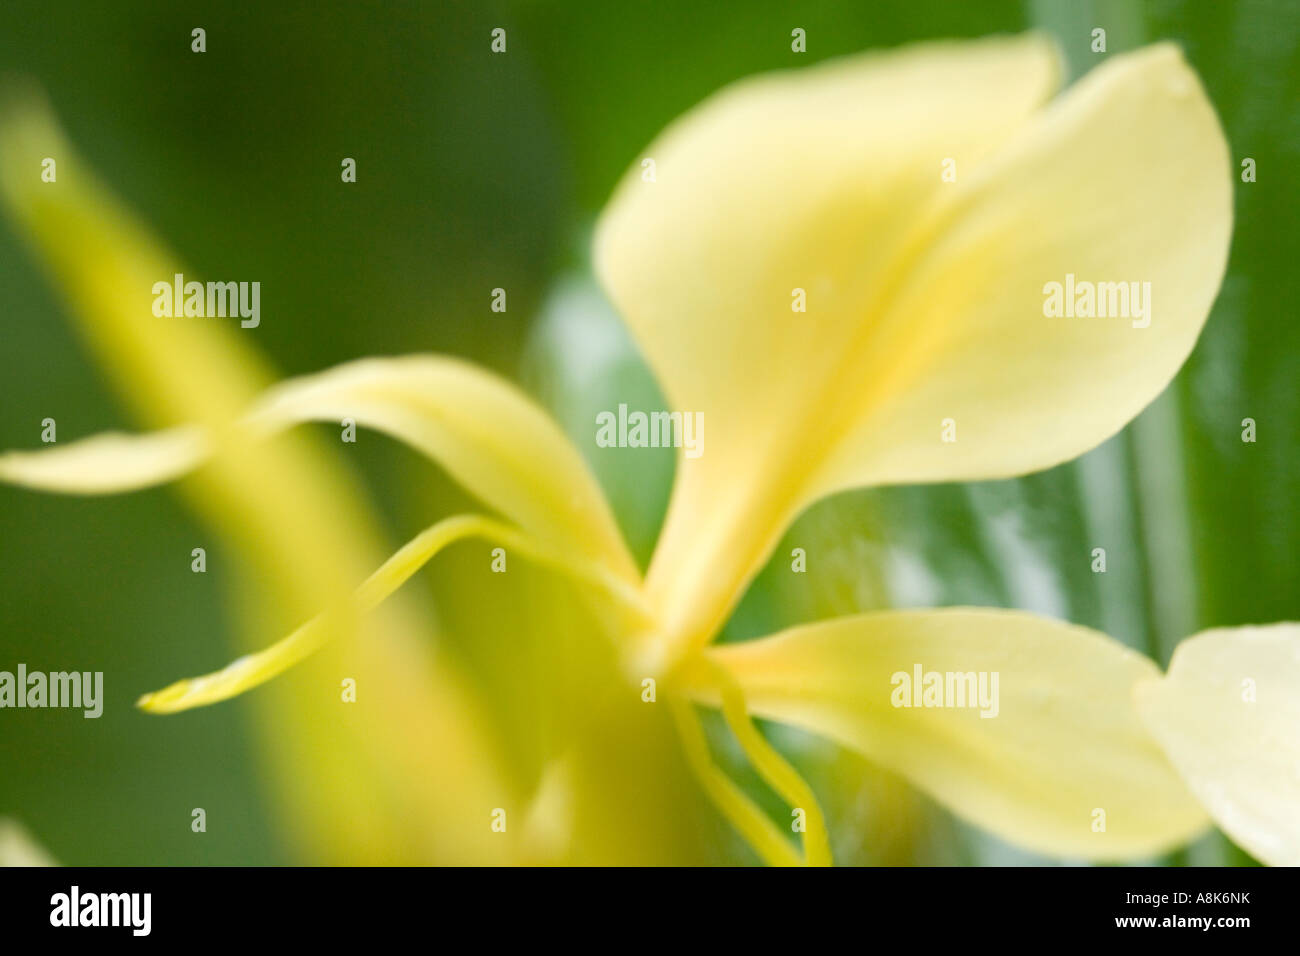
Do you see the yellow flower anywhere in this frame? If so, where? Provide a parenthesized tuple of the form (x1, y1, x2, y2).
(2, 36, 1294, 865)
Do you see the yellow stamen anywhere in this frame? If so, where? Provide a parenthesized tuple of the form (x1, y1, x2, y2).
(667, 695, 803, 867)
(709, 660, 833, 866)
(138, 513, 650, 713)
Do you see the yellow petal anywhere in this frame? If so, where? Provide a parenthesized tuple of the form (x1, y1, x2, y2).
(0, 356, 638, 582)
(683, 608, 1209, 860)
(1136, 624, 1300, 867)
(812, 43, 1231, 493)
(596, 39, 1230, 668)
(0, 429, 206, 493)
(0, 818, 57, 866)
(246, 356, 638, 579)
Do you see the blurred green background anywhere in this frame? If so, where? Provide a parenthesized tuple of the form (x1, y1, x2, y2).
(1, 0, 1295, 864)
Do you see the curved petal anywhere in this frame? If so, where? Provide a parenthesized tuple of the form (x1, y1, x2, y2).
(0, 429, 206, 493)
(813, 43, 1231, 493)
(681, 608, 1209, 860)
(1136, 624, 1300, 867)
(0, 356, 638, 582)
(245, 356, 638, 579)
(597, 40, 1231, 666)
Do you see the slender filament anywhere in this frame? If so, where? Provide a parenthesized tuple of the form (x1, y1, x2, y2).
(138, 513, 648, 713)
(667, 695, 803, 867)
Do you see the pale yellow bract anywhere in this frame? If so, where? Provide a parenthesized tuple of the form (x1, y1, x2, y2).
(2, 35, 1295, 865)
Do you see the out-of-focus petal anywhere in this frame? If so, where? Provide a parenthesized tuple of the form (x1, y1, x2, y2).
(0, 429, 206, 492)
(0, 356, 639, 581)
(0, 96, 513, 863)
(1136, 624, 1300, 867)
(0, 819, 57, 866)
(245, 356, 638, 578)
